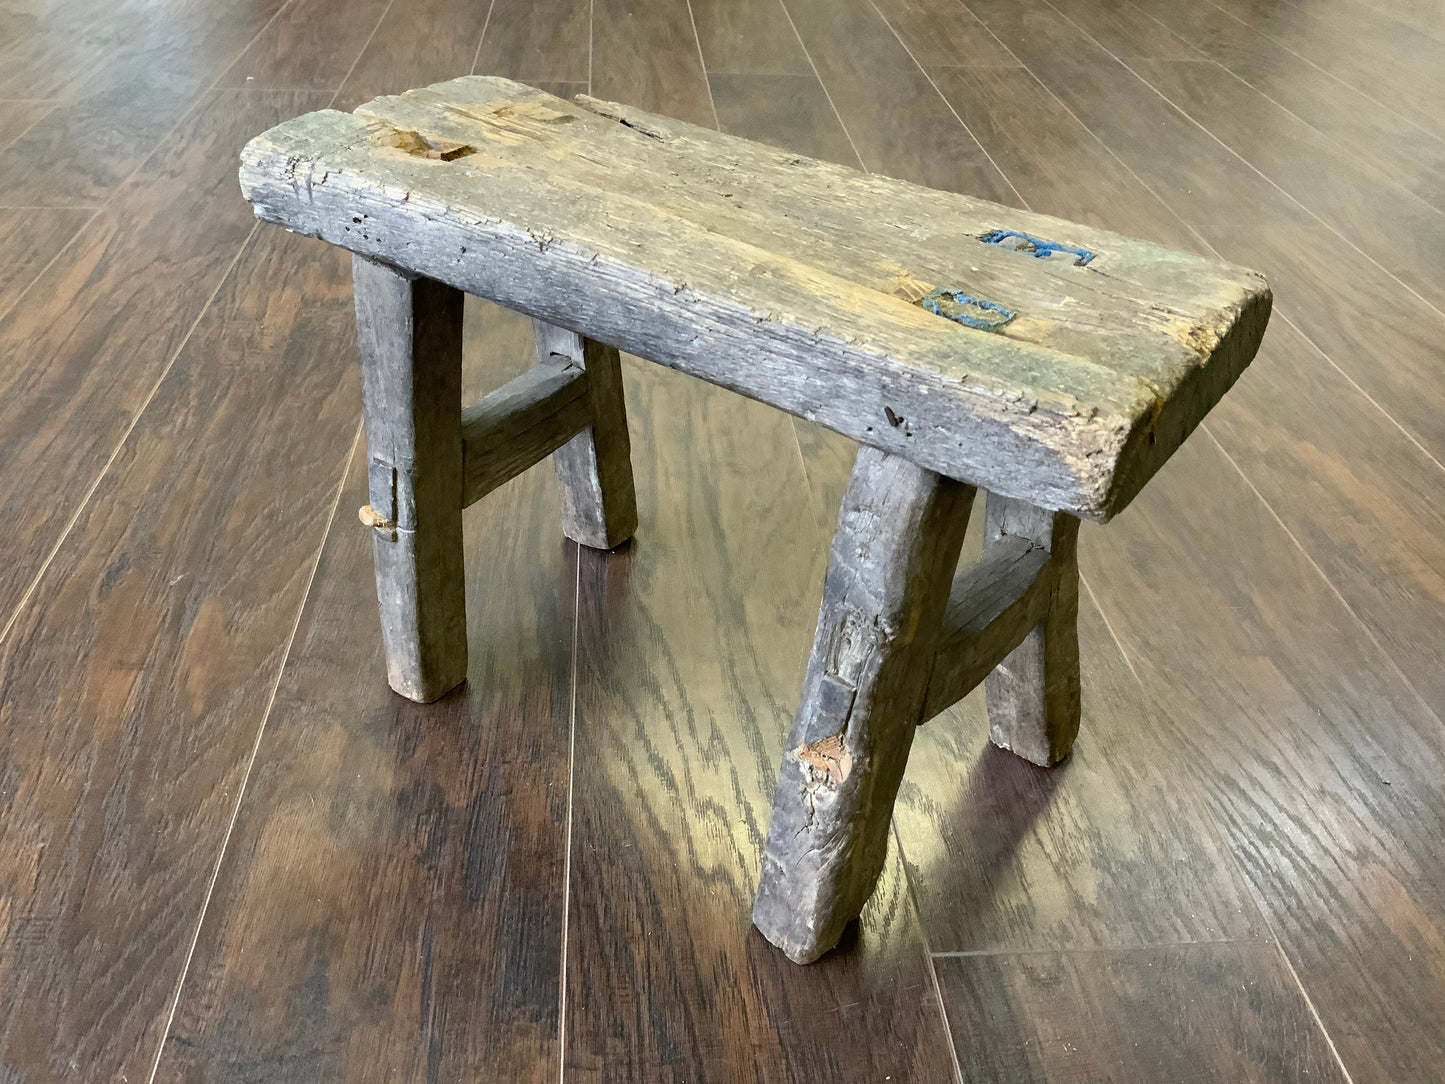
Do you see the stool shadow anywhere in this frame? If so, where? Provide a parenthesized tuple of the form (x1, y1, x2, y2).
(904, 716, 1071, 939)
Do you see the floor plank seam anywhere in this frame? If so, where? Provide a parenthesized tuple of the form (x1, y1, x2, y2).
(467, 0, 500, 76)
(941, 0, 1445, 468)
(330, 0, 397, 108)
(1201, 423, 1445, 732)
(1090, 34, 1445, 319)
(1235, 862, 1361, 1084)
(930, 937, 1277, 959)
(772, 0, 869, 171)
(866, 0, 1029, 208)
(557, 545, 581, 1084)
(685, 0, 722, 130)
(1200, 0, 1445, 146)
(931, 0, 1445, 707)
(142, 420, 363, 1084)
(1078, 570, 1361, 1081)
(0, 223, 261, 648)
(892, 819, 968, 1084)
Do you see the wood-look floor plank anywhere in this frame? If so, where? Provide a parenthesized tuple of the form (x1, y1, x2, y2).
(153, 301, 573, 1084)
(708, 72, 860, 167)
(778, 0, 1017, 202)
(936, 943, 1350, 1083)
(0, 88, 332, 633)
(564, 360, 957, 1084)
(0, 1, 290, 205)
(871, 0, 1025, 68)
(0, 207, 92, 320)
(956, 0, 1445, 487)
(331, 0, 492, 111)
(689, 0, 814, 76)
(1205, 0, 1445, 139)
(1036, 0, 1200, 58)
(0, 224, 360, 1083)
(1078, 430, 1445, 1084)
(898, 597, 1263, 952)
(471, 0, 591, 84)
(591, 0, 715, 126)
(0, 77, 206, 207)
(216, 0, 395, 91)
(924, 60, 1445, 714)
(913, 17, 1445, 1080)
(0, 99, 53, 154)
(1134, 0, 1445, 210)
(1126, 47, 1445, 238)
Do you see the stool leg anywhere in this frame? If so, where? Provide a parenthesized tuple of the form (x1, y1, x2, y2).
(354, 256, 467, 702)
(533, 321, 638, 550)
(982, 493, 1081, 766)
(753, 446, 973, 963)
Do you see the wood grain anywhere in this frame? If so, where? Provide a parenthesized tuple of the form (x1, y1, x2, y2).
(216, 0, 395, 91)
(936, 943, 1351, 1083)
(153, 308, 574, 1084)
(331, 0, 492, 111)
(708, 73, 860, 167)
(0, 89, 331, 631)
(689, 0, 814, 76)
(591, 0, 716, 127)
(779, 0, 1017, 201)
(0, 207, 92, 320)
(564, 361, 958, 1082)
(0, 224, 360, 1083)
(471, 0, 592, 84)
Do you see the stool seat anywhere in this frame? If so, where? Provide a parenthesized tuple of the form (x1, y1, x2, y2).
(240, 76, 1269, 522)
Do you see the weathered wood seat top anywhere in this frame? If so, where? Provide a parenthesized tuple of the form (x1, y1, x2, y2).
(239, 76, 1270, 521)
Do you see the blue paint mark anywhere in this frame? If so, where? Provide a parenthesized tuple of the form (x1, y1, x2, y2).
(980, 228, 1094, 266)
(920, 288, 1017, 331)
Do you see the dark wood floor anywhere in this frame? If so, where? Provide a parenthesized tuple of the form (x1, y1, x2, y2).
(1, 0, 1443, 1079)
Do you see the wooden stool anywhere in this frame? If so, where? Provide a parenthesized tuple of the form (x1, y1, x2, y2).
(239, 77, 1271, 964)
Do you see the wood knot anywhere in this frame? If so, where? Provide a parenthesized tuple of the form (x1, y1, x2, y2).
(358, 504, 397, 530)
(797, 732, 853, 785)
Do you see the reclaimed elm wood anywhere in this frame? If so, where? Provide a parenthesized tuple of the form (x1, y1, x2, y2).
(531, 322, 638, 549)
(238, 74, 1271, 522)
(981, 494, 1081, 767)
(460, 352, 591, 506)
(918, 534, 1053, 723)
(354, 255, 468, 702)
(752, 445, 974, 963)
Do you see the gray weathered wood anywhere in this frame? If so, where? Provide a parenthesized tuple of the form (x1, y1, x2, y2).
(354, 255, 467, 703)
(919, 535, 1055, 723)
(461, 354, 591, 506)
(238, 76, 1272, 522)
(532, 321, 638, 549)
(753, 445, 974, 963)
(982, 494, 1082, 766)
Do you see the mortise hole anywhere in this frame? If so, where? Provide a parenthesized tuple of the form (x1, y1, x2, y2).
(917, 288, 1017, 331)
(980, 228, 1094, 266)
(376, 126, 476, 161)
